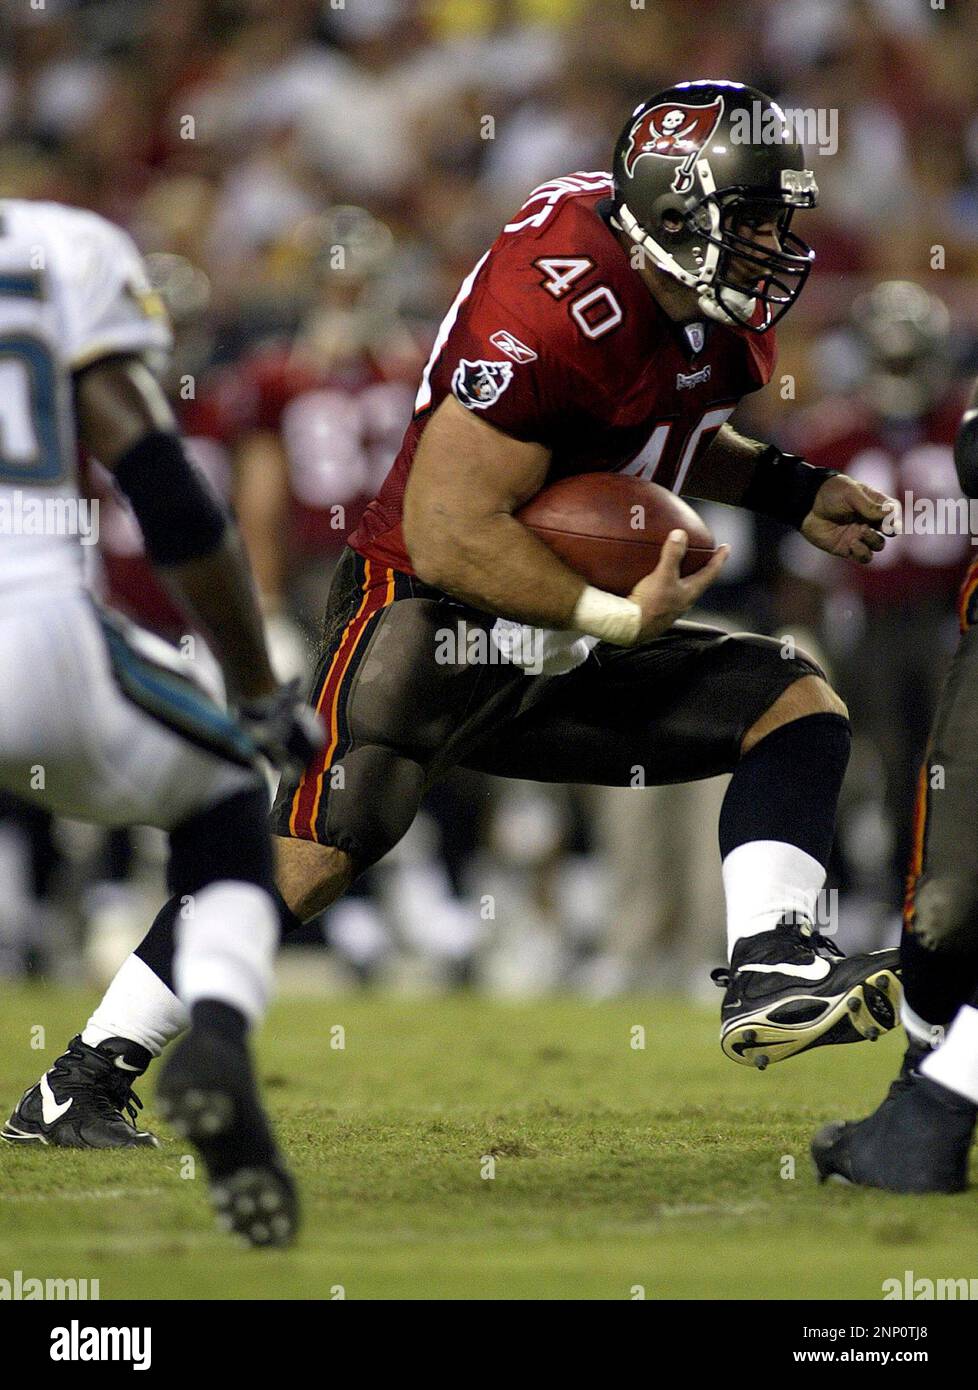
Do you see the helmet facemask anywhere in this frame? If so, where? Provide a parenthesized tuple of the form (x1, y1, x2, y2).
(618, 172, 816, 333)
(703, 191, 815, 331)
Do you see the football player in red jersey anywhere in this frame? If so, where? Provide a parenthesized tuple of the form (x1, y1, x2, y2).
(12, 81, 907, 1149)
(226, 206, 422, 635)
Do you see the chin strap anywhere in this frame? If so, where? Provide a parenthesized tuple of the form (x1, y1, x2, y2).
(697, 284, 759, 328)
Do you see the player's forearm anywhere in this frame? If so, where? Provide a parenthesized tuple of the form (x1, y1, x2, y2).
(103, 424, 277, 701)
(161, 529, 278, 702)
(684, 423, 834, 529)
(680, 423, 766, 505)
(410, 509, 585, 628)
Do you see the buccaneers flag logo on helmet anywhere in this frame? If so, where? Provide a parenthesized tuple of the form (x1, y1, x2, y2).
(622, 96, 724, 193)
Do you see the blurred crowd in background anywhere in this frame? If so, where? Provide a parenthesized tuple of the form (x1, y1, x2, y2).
(2, 0, 978, 999)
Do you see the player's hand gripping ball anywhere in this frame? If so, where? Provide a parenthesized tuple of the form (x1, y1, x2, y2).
(516, 472, 718, 595)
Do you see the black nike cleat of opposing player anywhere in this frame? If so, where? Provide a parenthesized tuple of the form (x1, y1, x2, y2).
(812, 1049, 977, 1193)
(156, 1021, 299, 1249)
(1, 1035, 158, 1148)
(712, 917, 901, 1068)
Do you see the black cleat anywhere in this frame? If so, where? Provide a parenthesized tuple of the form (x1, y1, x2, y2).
(712, 917, 902, 1067)
(812, 1058, 977, 1194)
(1, 1035, 158, 1148)
(156, 1026, 299, 1248)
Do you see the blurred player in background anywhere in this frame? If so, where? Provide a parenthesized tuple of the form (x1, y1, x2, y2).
(0, 197, 321, 1245)
(814, 374, 978, 1193)
(781, 283, 968, 933)
(227, 205, 423, 635)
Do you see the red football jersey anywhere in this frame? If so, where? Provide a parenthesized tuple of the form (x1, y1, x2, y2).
(84, 383, 235, 638)
(793, 392, 971, 605)
(228, 344, 417, 555)
(350, 172, 777, 574)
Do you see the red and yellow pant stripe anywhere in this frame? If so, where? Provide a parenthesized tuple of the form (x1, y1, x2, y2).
(288, 559, 396, 842)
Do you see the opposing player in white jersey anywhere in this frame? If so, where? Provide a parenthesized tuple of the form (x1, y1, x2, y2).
(0, 200, 322, 1247)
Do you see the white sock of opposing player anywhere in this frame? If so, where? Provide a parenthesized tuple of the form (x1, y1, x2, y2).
(921, 1005, 978, 1104)
(173, 880, 278, 1025)
(82, 953, 188, 1056)
(722, 840, 826, 959)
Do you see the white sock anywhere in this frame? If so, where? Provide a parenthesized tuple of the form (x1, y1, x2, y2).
(901, 998, 945, 1050)
(921, 1005, 978, 1104)
(82, 953, 188, 1057)
(722, 839, 826, 959)
(173, 881, 278, 1026)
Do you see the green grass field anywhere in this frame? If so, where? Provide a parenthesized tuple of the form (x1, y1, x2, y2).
(0, 983, 975, 1300)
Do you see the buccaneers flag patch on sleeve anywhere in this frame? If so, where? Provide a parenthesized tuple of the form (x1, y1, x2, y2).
(451, 358, 514, 410)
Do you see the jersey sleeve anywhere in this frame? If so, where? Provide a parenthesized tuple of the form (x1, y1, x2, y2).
(59, 213, 173, 371)
(425, 254, 594, 447)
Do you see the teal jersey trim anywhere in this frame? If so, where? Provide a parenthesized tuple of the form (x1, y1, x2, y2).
(99, 617, 256, 769)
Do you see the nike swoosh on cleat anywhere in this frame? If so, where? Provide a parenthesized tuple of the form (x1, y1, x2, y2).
(738, 958, 832, 982)
(39, 1073, 73, 1125)
(113, 1059, 142, 1073)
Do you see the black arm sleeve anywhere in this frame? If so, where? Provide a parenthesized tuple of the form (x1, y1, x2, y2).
(111, 430, 228, 565)
(740, 446, 838, 530)
(955, 408, 978, 500)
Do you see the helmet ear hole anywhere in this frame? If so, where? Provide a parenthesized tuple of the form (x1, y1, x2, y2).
(652, 194, 689, 241)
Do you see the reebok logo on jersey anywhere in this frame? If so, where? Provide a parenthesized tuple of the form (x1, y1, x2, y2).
(489, 330, 538, 364)
(676, 364, 711, 390)
(452, 359, 514, 411)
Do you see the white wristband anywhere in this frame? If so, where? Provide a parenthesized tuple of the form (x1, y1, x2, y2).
(571, 585, 642, 646)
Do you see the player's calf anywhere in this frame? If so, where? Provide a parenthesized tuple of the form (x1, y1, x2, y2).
(274, 834, 355, 923)
(715, 671, 902, 1065)
(157, 785, 303, 1245)
(156, 1003, 298, 1247)
(3, 825, 358, 1162)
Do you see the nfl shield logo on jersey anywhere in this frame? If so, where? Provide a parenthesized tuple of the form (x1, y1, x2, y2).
(452, 358, 514, 410)
(684, 322, 705, 354)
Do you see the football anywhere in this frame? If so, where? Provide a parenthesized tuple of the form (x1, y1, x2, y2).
(515, 472, 718, 596)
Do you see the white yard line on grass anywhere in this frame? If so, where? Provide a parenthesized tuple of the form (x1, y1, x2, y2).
(1, 1187, 166, 1203)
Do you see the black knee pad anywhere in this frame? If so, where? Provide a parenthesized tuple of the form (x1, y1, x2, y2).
(321, 742, 426, 873)
(168, 783, 274, 898)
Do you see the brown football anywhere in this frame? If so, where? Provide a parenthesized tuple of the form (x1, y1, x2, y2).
(515, 472, 717, 596)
